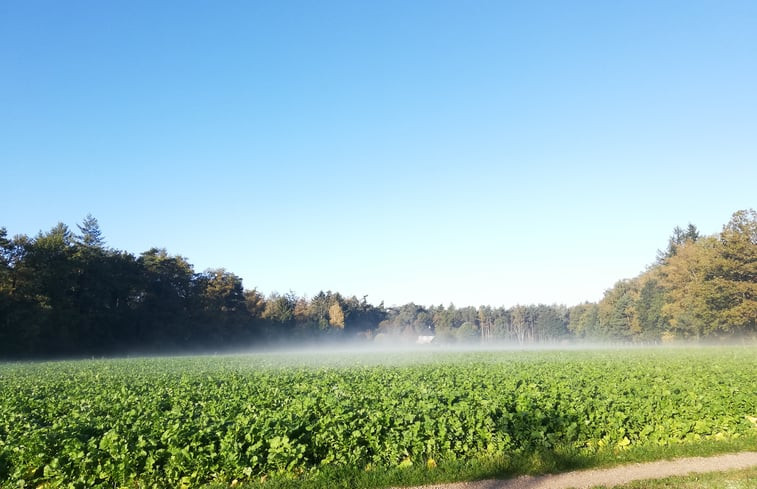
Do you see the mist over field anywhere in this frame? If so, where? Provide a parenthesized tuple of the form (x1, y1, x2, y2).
(62, 336, 756, 370)
(1, 209, 755, 360)
(2, 3, 757, 489)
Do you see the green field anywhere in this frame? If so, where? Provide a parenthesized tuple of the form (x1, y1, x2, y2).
(1, 347, 756, 488)
(589, 466, 757, 489)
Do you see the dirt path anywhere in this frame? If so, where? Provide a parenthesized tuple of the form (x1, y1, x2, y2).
(395, 452, 757, 489)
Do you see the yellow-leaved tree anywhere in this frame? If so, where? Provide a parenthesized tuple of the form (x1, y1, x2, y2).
(328, 301, 345, 329)
(659, 236, 719, 337)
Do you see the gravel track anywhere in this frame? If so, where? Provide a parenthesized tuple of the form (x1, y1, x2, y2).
(395, 451, 757, 489)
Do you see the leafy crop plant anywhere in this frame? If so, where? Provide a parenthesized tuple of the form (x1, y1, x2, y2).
(0, 347, 756, 488)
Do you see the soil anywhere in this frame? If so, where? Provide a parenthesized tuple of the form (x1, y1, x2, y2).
(395, 452, 757, 489)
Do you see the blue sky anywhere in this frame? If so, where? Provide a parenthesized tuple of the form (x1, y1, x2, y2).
(2, 1, 756, 307)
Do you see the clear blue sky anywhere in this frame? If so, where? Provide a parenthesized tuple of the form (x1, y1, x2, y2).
(2, 1, 755, 308)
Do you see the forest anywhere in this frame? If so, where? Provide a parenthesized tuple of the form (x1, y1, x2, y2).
(0, 210, 755, 358)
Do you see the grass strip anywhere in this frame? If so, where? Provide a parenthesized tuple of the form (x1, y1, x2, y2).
(224, 436, 757, 489)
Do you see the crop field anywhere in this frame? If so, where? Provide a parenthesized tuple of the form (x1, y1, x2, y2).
(1, 347, 756, 488)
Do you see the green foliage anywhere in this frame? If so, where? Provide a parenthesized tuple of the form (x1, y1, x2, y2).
(634, 278, 667, 340)
(598, 280, 639, 339)
(0, 219, 265, 357)
(1, 348, 755, 488)
(1, 209, 755, 357)
(588, 465, 757, 489)
(568, 303, 600, 338)
(75, 214, 105, 248)
(656, 223, 700, 264)
(592, 209, 757, 342)
(711, 209, 757, 333)
(455, 321, 479, 341)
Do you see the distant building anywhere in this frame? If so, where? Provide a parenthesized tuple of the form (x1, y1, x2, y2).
(416, 335, 435, 345)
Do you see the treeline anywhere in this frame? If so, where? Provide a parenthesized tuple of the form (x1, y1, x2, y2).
(576, 209, 756, 341)
(1, 211, 755, 358)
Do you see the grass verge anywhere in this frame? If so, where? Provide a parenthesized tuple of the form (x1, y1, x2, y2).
(207, 435, 757, 489)
(589, 465, 757, 489)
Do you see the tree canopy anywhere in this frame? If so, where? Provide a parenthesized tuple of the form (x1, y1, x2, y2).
(1, 210, 755, 358)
